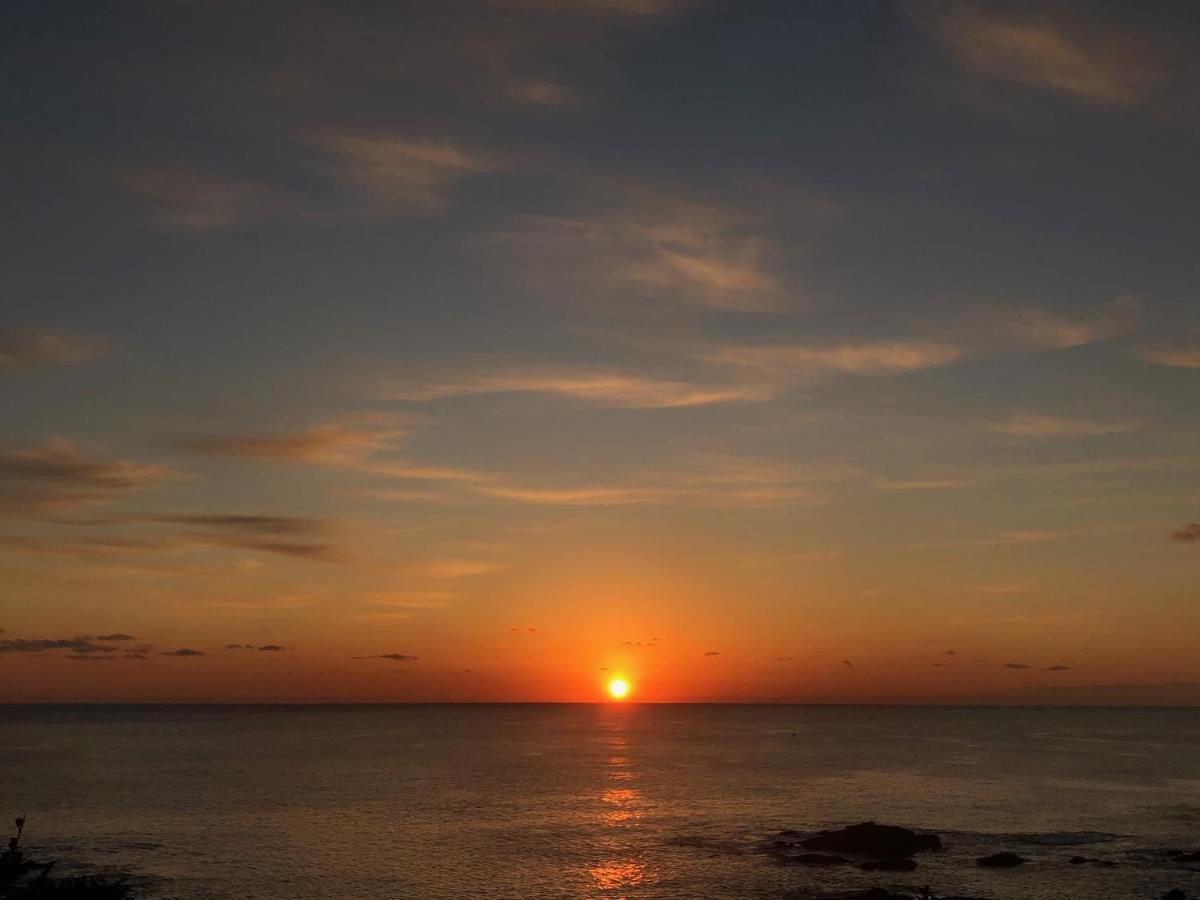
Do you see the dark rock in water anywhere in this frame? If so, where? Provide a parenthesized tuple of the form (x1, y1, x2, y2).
(1174, 851, 1200, 863)
(787, 852, 851, 866)
(976, 851, 1025, 867)
(861, 857, 917, 871)
(1161, 890, 1187, 900)
(1069, 855, 1115, 867)
(801, 821, 942, 857)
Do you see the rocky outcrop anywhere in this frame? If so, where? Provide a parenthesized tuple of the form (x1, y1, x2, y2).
(860, 857, 917, 872)
(975, 851, 1024, 868)
(800, 822, 942, 857)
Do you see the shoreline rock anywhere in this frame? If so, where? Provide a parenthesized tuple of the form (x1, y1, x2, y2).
(800, 822, 943, 858)
(975, 851, 1024, 868)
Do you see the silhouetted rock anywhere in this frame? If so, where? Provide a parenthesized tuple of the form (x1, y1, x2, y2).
(1068, 855, 1116, 867)
(801, 822, 942, 857)
(1161, 890, 1186, 900)
(787, 852, 851, 866)
(975, 851, 1024, 868)
(1173, 851, 1200, 863)
(2, 815, 132, 898)
(861, 857, 918, 871)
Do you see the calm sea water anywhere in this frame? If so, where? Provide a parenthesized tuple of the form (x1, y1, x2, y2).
(3, 705, 1199, 899)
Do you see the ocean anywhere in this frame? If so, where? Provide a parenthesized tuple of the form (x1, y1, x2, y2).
(3, 704, 1199, 899)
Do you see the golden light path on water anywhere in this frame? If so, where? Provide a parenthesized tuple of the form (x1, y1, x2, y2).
(588, 721, 655, 892)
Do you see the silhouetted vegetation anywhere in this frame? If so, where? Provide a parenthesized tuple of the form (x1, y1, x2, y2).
(1, 817, 133, 899)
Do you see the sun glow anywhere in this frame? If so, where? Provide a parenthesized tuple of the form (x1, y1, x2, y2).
(607, 678, 630, 700)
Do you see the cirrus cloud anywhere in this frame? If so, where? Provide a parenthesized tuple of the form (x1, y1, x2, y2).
(0, 330, 105, 368)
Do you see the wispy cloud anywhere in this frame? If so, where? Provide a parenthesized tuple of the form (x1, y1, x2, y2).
(460, 455, 840, 509)
(353, 652, 419, 662)
(307, 133, 498, 217)
(1002, 662, 1030, 670)
(143, 514, 331, 536)
(161, 648, 205, 657)
(983, 413, 1140, 438)
(914, 4, 1165, 107)
(0, 637, 117, 655)
(0, 439, 177, 491)
(0, 439, 179, 516)
(382, 369, 768, 408)
(910, 523, 1147, 549)
(122, 166, 276, 229)
(1171, 523, 1200, 543)
(183, 420, 486, 486)
(470, 484, 670, 506)
(0, 330, 106, 368)
(875, 477, 978, 491)
(213, 0, 690, 121)
(701, 339, 963, 380)
(124, 135, 496, 227)
(182, 422, 402, 464)
(405, 559, 501, 580)
(485, 207, 785, 311)
(0, 514, 343, 563)
(984, 297, 1138, 349)
(77, 513, 341, 561)
(1136, 346, 1200, 369)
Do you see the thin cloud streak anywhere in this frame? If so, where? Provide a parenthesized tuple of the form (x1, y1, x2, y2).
(484, 207, 786, 312)
(875, 477, 978, 491)
(1171, 523, 1200, 543)
(122, 166, 276, 229)
(382, 369, 768, 408)
(914, 4, 1165, 107)
(182, 423, 402, 464)
(305, 133, 498, 217)
(908, 523, 1150, 549)
(983, 413, 1140, 438)
(1137, 347, 1200, 369)
(982, 297, 1138, 349)
(0, 330, 106, 368)
(0, 440, 180, 516)
(701, 340, 963, 379)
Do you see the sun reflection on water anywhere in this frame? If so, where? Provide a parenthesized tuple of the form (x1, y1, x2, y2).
(589, 859, 647, 890)
(588, 724, 656, 892)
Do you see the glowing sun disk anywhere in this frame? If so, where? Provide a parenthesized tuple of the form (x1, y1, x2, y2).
(608, 678, 630, 700)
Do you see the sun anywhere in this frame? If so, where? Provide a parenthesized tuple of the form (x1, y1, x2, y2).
(607, 678, 630, 700)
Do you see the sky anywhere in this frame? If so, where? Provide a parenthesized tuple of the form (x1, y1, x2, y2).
(2, 0, 1199, 703)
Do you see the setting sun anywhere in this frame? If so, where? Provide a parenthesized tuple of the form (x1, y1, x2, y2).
(607, 678, 630, 700)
